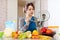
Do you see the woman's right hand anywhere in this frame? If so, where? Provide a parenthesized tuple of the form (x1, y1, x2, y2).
(25, 17, 30, 25)
(25, 13, 32, 25)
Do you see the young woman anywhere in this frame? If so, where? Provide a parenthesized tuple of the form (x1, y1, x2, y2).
(20, 3, 37, 32)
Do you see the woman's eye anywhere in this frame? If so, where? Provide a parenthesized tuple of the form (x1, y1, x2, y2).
(29, 9, 31, 10)
(29, 9, 34, 11)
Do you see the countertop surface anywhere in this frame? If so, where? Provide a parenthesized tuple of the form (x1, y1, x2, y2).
(0, 37, 55, 40)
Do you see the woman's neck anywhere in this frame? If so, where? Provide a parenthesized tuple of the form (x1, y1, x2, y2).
(25, 14, 32, 20)
(26, 14, 32, 18)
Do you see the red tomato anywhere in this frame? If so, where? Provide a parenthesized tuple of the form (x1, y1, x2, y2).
(46, 29, 53, 34)
(40, 27, 47, 33)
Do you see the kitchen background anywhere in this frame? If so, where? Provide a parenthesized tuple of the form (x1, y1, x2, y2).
(0, 0, 60, 31)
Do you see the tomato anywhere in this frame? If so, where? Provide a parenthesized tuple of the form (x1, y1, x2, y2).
(46, 29, 53, 34)
(40, 27, 47, 33)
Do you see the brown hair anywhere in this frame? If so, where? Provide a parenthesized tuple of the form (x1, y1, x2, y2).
(24, 3, 35, 13)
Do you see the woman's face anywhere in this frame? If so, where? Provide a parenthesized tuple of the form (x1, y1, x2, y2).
(26, 5, 34, 16)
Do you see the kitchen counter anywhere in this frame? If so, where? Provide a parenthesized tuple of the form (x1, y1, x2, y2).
(0, 38, 55, 40)
(0, 36, 56, 40)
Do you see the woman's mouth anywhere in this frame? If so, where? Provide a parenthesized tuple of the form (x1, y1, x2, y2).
(31, 13, 33, 14)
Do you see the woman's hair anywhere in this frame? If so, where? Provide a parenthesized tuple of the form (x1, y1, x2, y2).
(24, 3, 35, 13)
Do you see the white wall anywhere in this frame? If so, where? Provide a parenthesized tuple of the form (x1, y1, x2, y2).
(40, 0, 48, 10)
(48, 0, 60, 26)
(35, 0, 40, 18)
(39, 0, 48, 27)
(7, 0, 18, 30)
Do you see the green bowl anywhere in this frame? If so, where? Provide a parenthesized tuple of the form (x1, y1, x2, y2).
(0, 31, 4, 38)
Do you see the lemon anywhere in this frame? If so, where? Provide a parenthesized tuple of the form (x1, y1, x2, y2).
(26, 31, 31, 38)
(32, 30, 39, 35)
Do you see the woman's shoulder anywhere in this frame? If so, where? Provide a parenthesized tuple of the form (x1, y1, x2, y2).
(19, 17, 25, 22)
(32, 16, 37, 20)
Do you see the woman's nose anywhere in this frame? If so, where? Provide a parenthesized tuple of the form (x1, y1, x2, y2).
(31, 9, 33, 12)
